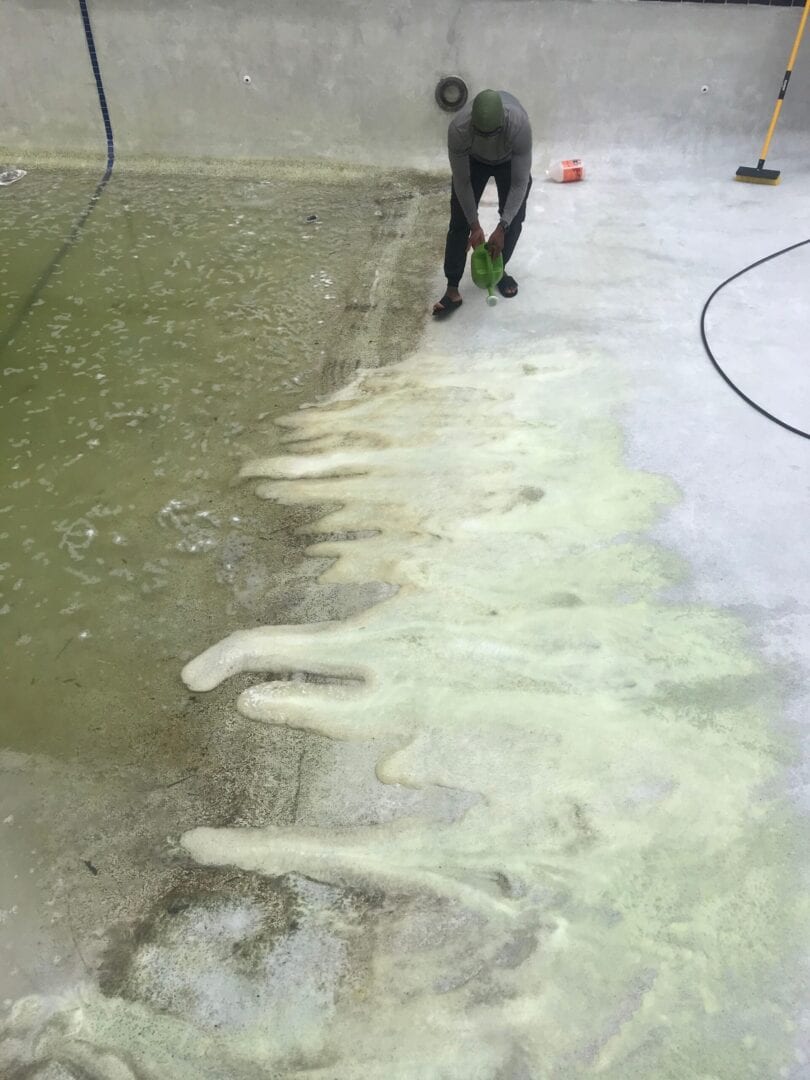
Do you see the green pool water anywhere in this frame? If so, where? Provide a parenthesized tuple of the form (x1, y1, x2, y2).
(0, 160, 446, 1011)
(0, 166, 419, 764)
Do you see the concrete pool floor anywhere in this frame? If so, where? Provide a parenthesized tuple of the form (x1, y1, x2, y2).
(2, 162, 810, 1077)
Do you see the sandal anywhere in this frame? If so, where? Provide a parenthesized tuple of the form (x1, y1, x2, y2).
(497, 275, 518, 298)
(432, 293, 463, 318)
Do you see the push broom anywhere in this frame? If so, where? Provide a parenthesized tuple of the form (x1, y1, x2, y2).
(736, 0, 809, 184)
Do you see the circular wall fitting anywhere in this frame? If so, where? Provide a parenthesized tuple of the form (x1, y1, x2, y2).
(435, 76, 468, 112)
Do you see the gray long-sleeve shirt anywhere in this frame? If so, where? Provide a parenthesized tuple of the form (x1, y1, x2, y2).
(447, 91, 532, 229)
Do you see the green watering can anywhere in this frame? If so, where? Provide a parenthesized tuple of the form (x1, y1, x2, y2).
(470, 243, 504, 307)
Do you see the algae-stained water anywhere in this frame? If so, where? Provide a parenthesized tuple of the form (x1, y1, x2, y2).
(0, 168, 394, 764)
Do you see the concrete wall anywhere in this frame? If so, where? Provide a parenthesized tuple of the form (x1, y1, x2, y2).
(2, 0, 809, 169)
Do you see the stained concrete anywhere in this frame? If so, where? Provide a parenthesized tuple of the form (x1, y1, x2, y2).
(2, 0, 810, 166)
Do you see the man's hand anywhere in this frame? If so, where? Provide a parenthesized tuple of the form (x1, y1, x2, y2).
(467, 223, 486, 252)
(487, 224, 506, 260)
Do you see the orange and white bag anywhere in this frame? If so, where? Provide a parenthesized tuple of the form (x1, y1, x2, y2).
(547, 159, 585, 183)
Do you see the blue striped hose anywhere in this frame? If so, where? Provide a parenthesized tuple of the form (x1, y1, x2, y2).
(0, 2, 116, 355)
(78, 0, 115, 177)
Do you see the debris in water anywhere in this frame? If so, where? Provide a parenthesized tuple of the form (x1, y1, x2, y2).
(0, 169, 26, 186)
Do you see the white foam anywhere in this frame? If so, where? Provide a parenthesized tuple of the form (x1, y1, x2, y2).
(179, 334, 800, 1073)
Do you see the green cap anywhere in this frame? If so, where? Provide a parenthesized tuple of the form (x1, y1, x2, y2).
(471, 90, 504, 133)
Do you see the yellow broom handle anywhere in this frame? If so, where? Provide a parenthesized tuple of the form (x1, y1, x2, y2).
(759, 3, 810, 165)
(786, 2, 810, 72)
